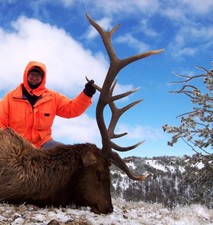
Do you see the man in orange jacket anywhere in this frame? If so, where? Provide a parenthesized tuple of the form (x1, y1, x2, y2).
(0, 61, 96, 149)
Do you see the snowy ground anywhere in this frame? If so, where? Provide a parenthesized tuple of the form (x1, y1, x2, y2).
(0, 198, 212, 225)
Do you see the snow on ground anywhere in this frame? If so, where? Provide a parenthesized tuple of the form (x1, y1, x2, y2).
(145, 159, 174, 173)
(0, 198, 212, 225)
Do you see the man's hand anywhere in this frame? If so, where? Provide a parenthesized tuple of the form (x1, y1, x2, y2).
(83, 80, 96, 97)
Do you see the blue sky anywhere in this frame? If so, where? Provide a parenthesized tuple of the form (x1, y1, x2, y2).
(0, 0, 212, 158)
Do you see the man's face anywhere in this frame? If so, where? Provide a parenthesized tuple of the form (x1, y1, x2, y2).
(28, 71, 42, 86)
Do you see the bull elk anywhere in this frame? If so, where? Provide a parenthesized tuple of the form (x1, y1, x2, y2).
(0, 14, 164, 214)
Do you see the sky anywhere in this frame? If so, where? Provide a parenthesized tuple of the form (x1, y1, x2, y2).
(0, 0, 212, 158)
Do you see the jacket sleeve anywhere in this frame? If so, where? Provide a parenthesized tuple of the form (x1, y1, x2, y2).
(0, 95, 9, 128)
(55, 91, 92, 118)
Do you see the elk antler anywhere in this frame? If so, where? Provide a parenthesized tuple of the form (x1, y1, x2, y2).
(86, 13, 164, 180)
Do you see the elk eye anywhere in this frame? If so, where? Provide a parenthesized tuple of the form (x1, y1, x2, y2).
(96, 170, 102, 181)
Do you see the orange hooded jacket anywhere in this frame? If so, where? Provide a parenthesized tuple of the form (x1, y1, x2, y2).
(0, 61, 92, 148)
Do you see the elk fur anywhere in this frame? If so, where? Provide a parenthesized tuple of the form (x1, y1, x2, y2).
(0, 128, 113, 214)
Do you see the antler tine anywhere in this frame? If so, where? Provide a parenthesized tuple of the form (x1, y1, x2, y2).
(86, 12, 120, 38)
(107, 79, 144, 142)
(111, 141, 144, 152)
(108, 99, 143, 139)
(122, 49, 165, 67)
(86, 76, 102, 92)
(86, 13, 120, 62)
(111, 87, 141, 102)
(110, 152, 148, 181)
(109, 79, 117, 96)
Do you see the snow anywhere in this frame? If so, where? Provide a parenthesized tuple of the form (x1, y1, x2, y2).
(145, 159, 189, 174)
(145, 159, 168, 172)
(178, 165, 186, 173)
(111, 170, 132, 190)
(0, 198, 212, 225)
(195, 162, 205, 169)
(126, 161, 137, 170)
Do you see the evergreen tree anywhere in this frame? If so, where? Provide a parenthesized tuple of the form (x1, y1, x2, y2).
(163, 64, 213, 154)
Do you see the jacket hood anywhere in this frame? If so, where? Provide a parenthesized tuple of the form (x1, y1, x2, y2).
(23, 61, 46, 96)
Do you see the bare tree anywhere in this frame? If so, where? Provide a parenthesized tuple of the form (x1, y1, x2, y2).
(163, 63, 213, 154)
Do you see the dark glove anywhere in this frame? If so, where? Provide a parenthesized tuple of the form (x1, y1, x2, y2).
(83, 80, 96, 97)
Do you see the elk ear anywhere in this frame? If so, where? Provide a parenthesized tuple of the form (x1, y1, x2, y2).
(82, 150, 97, 167)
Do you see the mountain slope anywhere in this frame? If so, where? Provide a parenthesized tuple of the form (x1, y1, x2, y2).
(111, 154, 213, 208)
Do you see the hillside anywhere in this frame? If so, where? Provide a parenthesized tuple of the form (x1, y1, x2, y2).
(111, 153, 213, 209)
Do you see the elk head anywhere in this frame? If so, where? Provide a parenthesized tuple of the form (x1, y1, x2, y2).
(86, 14, 164, 180)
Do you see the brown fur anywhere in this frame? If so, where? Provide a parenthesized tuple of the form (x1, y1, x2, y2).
(0, 128, 113, 214)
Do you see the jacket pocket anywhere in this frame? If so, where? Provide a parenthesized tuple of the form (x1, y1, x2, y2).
(37, 111, 55, 130)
